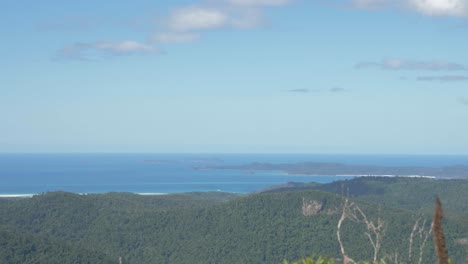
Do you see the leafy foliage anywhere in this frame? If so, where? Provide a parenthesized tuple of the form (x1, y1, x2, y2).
(316, 177, 468, 218)
(0, 178, 467, 263)
(283, 255, 335, 264)
(0, 228, 115, 264)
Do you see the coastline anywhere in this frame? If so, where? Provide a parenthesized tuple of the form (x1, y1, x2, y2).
(0, 192, 169, 198)
(284, 173, 437, 179)
(0, 194, 35, 198)
(136, 192, 168, 196)
(0, 175, 441, 198)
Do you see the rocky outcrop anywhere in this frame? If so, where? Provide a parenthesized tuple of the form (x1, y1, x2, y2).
(302, 198, 323, 216)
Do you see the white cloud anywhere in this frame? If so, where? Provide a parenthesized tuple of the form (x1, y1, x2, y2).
(356, 58, 467, 71)
(55, 40, 157, 60)
(94, 41, 156, 53)
(409, 0, 468, 17)
(152, 32, 201, 43)
(347, 0, 468, 17)
(55, 0, 292, 61)
(166, 5, 268, 32)
(149, 2, 284, 46)
(168, 7, 229, 31)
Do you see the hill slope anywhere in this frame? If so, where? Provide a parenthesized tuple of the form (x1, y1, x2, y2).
(0, 178, 467, 263)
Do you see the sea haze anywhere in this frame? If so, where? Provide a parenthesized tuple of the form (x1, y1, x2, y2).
(1, 154, 467, 195)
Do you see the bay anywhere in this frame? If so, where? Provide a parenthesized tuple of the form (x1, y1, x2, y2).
(0, 153, 467, 195)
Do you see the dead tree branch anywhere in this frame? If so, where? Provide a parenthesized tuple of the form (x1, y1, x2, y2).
(408, 216, 433, 264)
(337, 197, 355, 264)
(351, 205, 385, 263)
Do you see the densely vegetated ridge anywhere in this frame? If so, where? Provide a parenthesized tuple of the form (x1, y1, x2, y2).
(0, 177, 467, 263)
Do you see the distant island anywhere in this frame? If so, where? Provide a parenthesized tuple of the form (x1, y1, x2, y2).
(195, 161, 468, 179)
(143, 158, 223, 164)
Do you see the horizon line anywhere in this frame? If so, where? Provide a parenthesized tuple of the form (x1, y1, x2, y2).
(1, 152, 468, 156)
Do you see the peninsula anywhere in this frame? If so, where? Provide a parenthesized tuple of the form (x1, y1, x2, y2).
(195, 162, 468, 179)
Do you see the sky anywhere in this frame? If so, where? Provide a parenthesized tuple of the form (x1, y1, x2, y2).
(1, 0, 468, 154)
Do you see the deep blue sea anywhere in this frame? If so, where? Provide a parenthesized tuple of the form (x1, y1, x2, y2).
(1, 154, 467, 195)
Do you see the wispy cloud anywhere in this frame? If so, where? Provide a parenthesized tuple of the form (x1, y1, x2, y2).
(162, 1, 288, 33)
(288, 87, 348, 93)
(55, 0, 292, 60)
(417, 75, 468, 82)
(356, 58, 467, 71)
(167, 7, 230, 32)
(458, 97, 468, 106)
(150, 0, 293, 47)
(54, 41, 158, 60)
(288, 89, 310, 93)
(345, 0, 468, 17)
(329, 86, 347, 92)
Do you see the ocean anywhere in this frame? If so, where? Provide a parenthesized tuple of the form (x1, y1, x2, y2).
(1, 153, 467, 195)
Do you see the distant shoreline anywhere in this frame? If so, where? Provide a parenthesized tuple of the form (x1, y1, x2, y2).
(0, 194, 35, 198)
(284, 173, 437, 178)
(0, 175, 444, 198)
(200, 161, 468, 179)
(0, 192, 169, 198)
(136, 192, 168, 196)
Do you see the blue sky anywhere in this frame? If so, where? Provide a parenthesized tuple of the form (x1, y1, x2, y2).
(1, 0, 468, 154)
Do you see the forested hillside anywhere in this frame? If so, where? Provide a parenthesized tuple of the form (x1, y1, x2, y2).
(0, 228, 115, 264)
(314, 177, 468, 224)
(1, 178, 467, 263)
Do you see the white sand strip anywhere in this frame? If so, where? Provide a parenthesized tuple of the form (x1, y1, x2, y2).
(0, 194, 35, 198)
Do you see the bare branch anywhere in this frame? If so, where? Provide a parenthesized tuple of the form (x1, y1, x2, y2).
(353, 205, 385, 263)
(409, 218, 420, 260)
(337, 197, 355, 264)
(418, 220, 433, 264)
